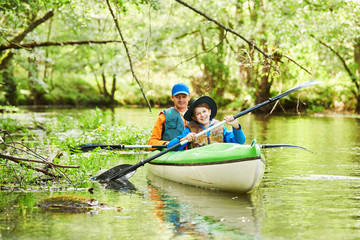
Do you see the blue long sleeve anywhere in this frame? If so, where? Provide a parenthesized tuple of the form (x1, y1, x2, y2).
(167, 128, 191, 151)
(223, 124, 246, 144)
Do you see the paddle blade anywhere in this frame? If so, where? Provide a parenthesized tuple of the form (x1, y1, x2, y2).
(93, 164, 136, 182)
(261, 144, 312, 152)
(70, 144, 104, 154)
(273, 80, 321, 102)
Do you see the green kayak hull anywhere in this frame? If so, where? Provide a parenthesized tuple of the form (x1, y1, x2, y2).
(147, 142, 265, 193)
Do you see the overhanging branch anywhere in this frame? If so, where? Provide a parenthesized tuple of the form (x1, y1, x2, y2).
(311, 34, 359, 90)
(175, 0, 271, 59)
(11, 10, 54, 44)
(175, 0, 311, 75)
(0, 40, 123, 51)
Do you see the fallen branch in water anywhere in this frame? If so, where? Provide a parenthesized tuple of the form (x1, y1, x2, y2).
(0, 130, 74, 183)
(0, 152, 79, 169)
(1, 154, 58, 177)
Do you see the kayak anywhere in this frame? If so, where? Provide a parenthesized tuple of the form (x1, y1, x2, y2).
(147, 140, 265, 193)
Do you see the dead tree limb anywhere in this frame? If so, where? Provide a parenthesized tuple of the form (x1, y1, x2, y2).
(0, 130, 73, 183)
(2, 155, 58, 177)
(105, 0, 152, 112)
(0, 152, 79, 168)
(0, 40, 123, 51)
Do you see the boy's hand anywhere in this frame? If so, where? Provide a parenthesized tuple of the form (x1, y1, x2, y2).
(224, 115, 240, 130)
(182, 132, 196, 142)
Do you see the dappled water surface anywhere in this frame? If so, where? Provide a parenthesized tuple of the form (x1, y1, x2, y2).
(1, 108, 360, 239)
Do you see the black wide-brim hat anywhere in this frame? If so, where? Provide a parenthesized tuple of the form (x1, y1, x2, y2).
(184, 96, 217, 121)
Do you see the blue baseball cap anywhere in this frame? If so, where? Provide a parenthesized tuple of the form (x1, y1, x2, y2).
(172, 83, 190, 96)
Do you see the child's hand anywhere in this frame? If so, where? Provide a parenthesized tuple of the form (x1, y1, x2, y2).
(224, 115, 240, 130)
(182, 132, 196, 142)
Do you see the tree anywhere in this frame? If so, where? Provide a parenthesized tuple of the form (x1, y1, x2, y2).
(0, 7, 54, 104)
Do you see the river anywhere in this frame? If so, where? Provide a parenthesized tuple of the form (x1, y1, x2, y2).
(1, 107, 359, 239)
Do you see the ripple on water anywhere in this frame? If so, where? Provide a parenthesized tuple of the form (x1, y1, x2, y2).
(284, 174, 360, 181)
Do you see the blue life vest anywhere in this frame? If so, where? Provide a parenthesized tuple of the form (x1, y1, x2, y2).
(162, 107, 185, 141)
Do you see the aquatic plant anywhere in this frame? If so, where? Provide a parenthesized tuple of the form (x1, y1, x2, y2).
(0, 108, 151, 190)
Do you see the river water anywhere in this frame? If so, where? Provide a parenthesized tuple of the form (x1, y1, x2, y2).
(1, 108, 359, 239)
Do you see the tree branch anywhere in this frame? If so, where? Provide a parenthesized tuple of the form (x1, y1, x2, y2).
(175, 31, 227, 68)
(0, 152, 79, 168)
(283, 55, 312, 75)
(0, 10, 54, 68)
(175, 0, 271, 59)
(310, 34, 359, 90)
(0, 40, 123, 51)
(11, 10, 55, 44)
(175, 0, 312, 75)
(0, 131, 73, 183)
(2, 154, 58, 177)
(105, 0, 152, 112)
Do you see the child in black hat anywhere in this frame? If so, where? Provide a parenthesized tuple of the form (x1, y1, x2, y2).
(167, 96, 246, 150)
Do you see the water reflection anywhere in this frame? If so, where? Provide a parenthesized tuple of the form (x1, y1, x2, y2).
(104, 179, 137, 192)
(147, 173, 264, 238)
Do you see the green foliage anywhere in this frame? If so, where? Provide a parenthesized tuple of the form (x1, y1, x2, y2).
(1, 107, 152, 189)
(78, 107, 105, 129)
(196, 52, 230, 106)
(0, 118, 29, 133)
(43, 76, 105, 106)
(0, 0, 359, 112)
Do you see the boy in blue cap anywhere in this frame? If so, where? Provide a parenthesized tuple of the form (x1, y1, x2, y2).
(148, 83, 191, 146)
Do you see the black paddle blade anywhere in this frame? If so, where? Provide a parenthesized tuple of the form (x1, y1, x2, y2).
(93, 164, 136, 183)
(261, 144, 312, 152)
(69, 144, 101, 154)
(70, 144, 118, 154)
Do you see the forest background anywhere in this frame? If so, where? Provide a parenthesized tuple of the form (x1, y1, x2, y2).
(1, 0, 360, 114)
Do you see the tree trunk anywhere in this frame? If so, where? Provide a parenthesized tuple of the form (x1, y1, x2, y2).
(43, 19, 53, 81)
(255, 60, 273, 113)
(28, 57, 47, 105)
(1, 59, 17, 105)
(354, 41, 360, 114)
(102, 72, 109, 98)
(0, 10, 54, 105)
(110, 74, 117, 106)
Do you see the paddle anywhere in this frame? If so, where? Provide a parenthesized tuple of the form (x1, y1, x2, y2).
(94, 80, 320, 183)
(70, 144, 165, 153)
(260, 144, 311, 152)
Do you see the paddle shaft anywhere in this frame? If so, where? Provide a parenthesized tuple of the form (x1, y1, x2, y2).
(187, 81, 322, 140)
(73, 144, 165, 152)
(108, 141, 185, 180)
(106, 80, 320, 181)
